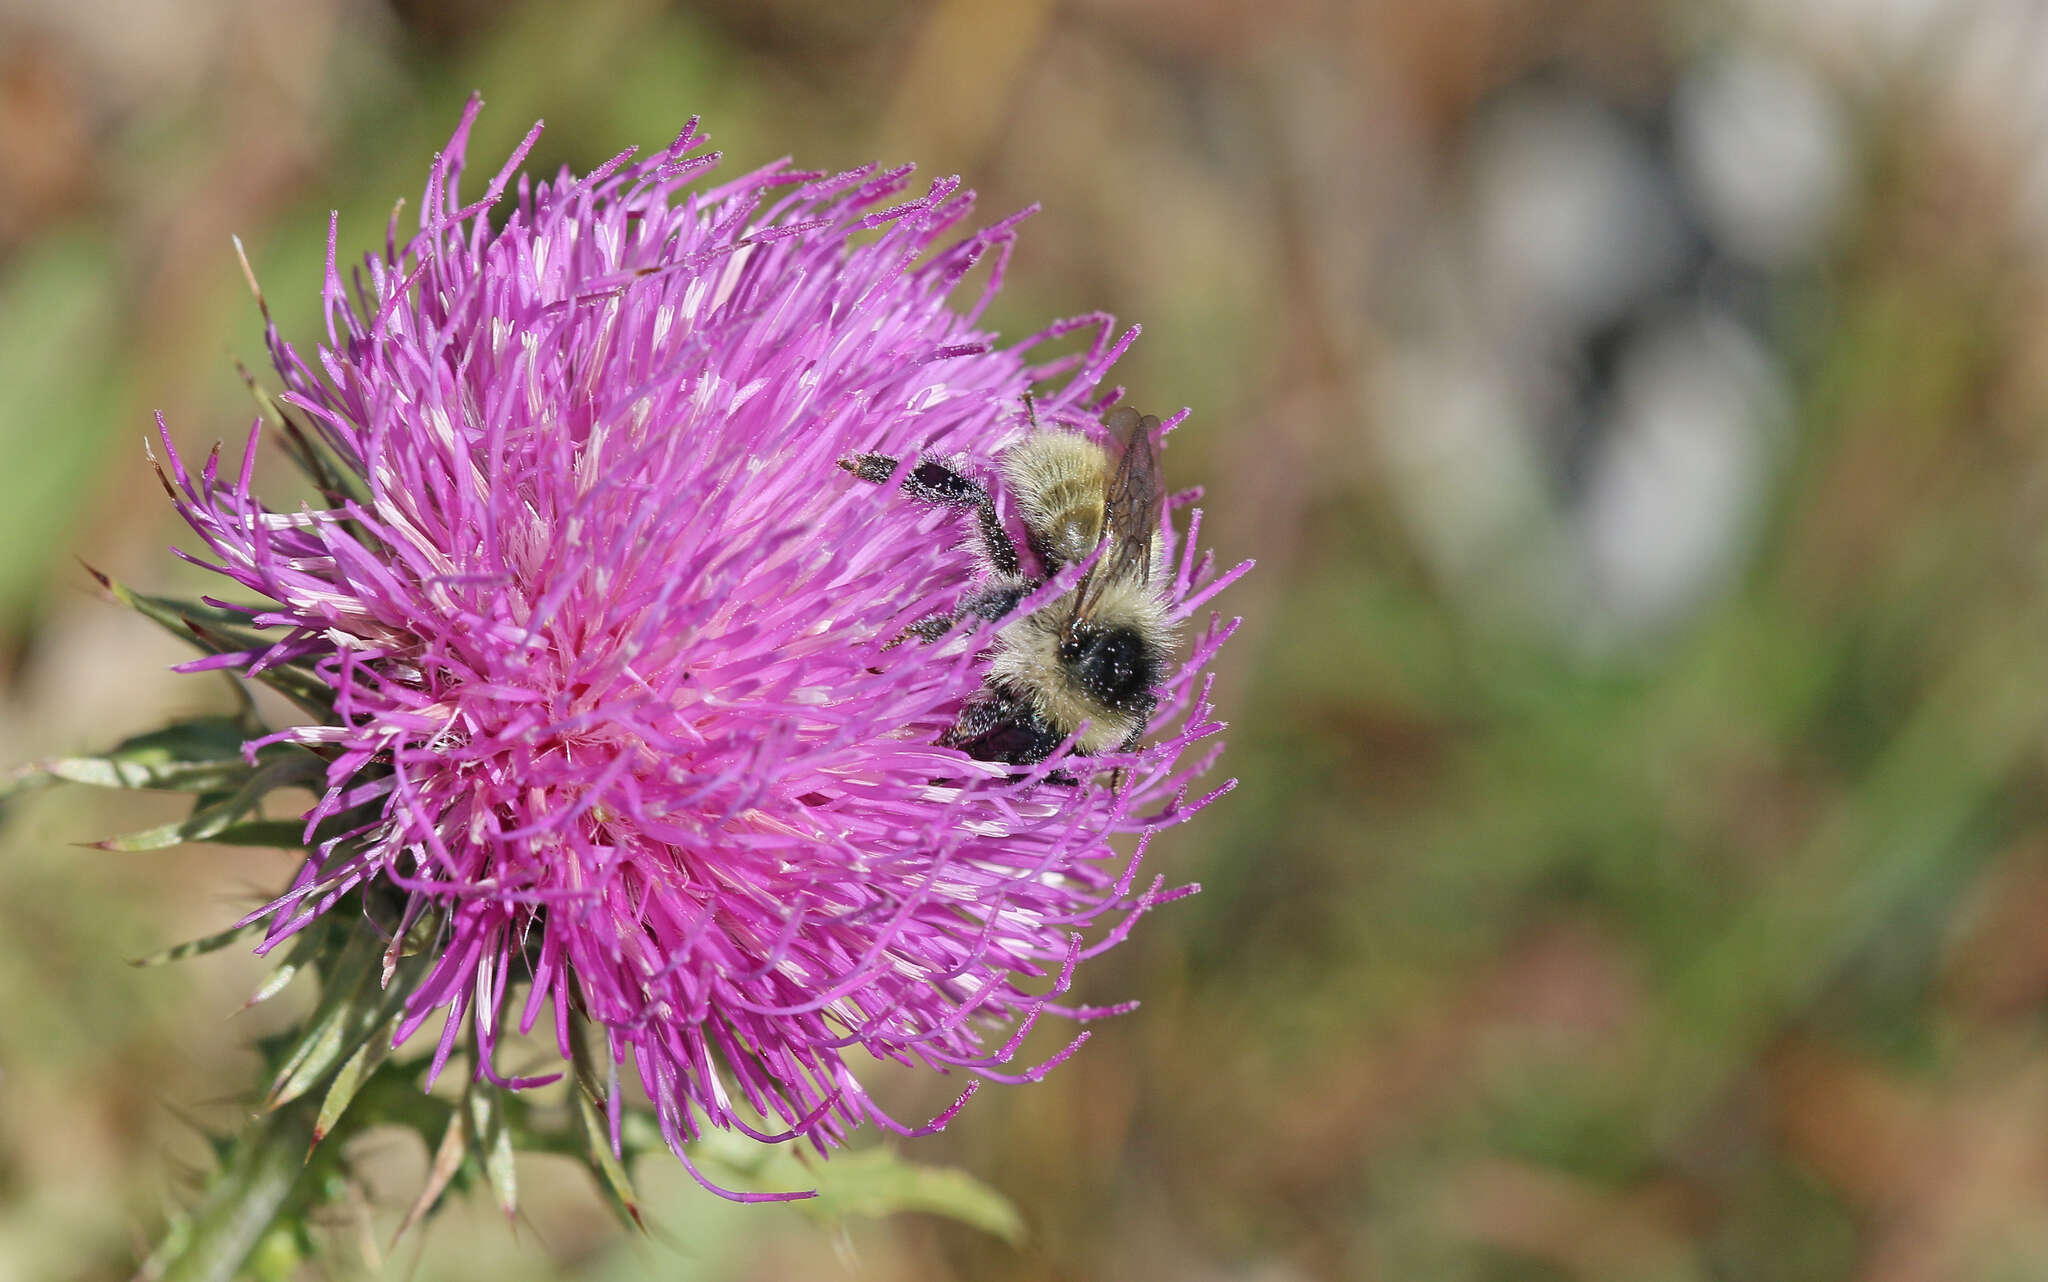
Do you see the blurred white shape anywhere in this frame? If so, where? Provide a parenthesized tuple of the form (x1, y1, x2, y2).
(1808, 0, 1949, 57)
(1376, 339, 1570, 633)
(1575, 310, 1786, 644)
(1746, 0, 2048, 239)
(1467, 91, 1689, 337)
(1375, 56, 1837, 653)
(1675, 47, 1850, 268)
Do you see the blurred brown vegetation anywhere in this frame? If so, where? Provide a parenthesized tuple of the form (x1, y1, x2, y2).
(9, 1, 2048, 1279)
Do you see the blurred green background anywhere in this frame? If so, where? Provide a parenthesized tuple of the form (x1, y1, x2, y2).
(8, 1, 2048, 1278)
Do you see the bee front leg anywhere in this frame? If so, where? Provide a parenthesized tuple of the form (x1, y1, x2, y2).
(884, 609, 962, 650)
(840, 452, 1021, 577)
(884, 581, 1028, 650)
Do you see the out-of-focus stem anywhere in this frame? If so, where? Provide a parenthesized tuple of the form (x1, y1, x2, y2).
(144, 1097, 317, 1282)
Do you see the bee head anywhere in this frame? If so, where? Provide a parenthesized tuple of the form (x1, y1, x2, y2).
(1058, 621, 1158, 713)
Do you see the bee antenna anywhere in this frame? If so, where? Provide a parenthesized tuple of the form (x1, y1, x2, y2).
(1022, 391, 1039, 430)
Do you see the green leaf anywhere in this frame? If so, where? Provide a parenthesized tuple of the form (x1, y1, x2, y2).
(205, 820, 316, 848)
(129, 921, 262, 968)
(795, 1146, 1027, 1244)
(88, 568, 337, 719)
(90, 568, 264, 632)
(219, 669, 266, 734)
(465, 1075, 519, 1220)
(392, 1105, 469, 1247)
(3, 717, 261, 800)
(92, 755, 324, 852)
(313, 1009, 403, 1143)
(265, 926, 388, 1108)
(146, 1096, 323, 1282)
(684, 1124, 1026, 1245)
(568, 1021, 641, 1229)
(244, 963, 301, 1009)
(243, 925, 329, 1010)
(574, 1088, 642, 1231)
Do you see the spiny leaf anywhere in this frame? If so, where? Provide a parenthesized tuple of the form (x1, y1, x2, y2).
(144, 1095, 323, 1282)
(244, 960, 303, 1009)
(4, 717, 264, 800)
(91, 756, 324, 852)
(270, 946, 427, 1111)
(465, 1063, 519, 1221)
(265, 927, 383, 1107)
(392, 1106, 468, 1248)
(569, 1018, 641, 1229)
(129, 922, 262, 968)
(313, 1010, 402, 1143)
(574, 1088, 642, 1231)
(243, 924, 330, 1011)
(86, 568, 336, 719)
(205, 820, 315, 849)
(85, 567, 255, 633)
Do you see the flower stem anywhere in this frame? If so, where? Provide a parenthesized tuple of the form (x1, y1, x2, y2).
(147, 1097, 318, 1282)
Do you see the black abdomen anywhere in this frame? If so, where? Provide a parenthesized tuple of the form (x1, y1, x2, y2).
(941, 688, 1068, 766)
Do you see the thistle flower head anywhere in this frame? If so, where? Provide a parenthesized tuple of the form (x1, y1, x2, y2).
(155, 98, 1242, 1190)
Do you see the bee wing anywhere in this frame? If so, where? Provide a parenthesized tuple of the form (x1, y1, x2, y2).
(1075, 407, 1165, 621)
(1105, 409, 1165, 578)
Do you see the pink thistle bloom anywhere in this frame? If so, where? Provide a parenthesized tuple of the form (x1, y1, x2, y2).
(154, 99, 1243, 1194)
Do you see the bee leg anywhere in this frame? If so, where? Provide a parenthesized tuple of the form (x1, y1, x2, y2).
(1115, 690, 1158, 752)
(938, 691, 1019, 752)
(883, 609, 961, 650)
(841, 452, 1021, 577)
(883, 581, 1028, 651)
(1097, 707, 1159, 792)
(961, 581, 1028, 622)
(1042, 763, 1084, 788)
(941, 689, 1065, 768)
(941, 690, 1084, 788)
(840, 452, 906, 485)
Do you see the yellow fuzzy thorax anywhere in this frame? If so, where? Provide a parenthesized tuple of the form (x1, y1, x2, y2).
(1002, 432, 1109, 568)
(986, 573, 1174, 753)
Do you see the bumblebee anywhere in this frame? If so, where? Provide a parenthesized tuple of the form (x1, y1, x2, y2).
(843, 404, 1173, 768)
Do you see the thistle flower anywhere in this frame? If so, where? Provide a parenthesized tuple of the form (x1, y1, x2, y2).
(153, 98, 1242, 1195)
